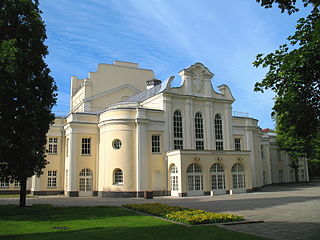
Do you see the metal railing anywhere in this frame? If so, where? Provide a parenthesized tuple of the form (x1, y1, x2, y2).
(232, 111, 249, 117)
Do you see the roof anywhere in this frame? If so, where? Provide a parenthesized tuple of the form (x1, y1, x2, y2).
(122, 84, 162, 103)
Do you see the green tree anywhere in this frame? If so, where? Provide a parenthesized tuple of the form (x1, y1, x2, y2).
(254, 0, 320, 181)
(0, 0, 57, 206)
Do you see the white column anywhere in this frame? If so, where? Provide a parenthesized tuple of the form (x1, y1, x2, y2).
(136, 109, 148, 196)
(224, 105, 232, 150)
(184, 99, 193, 149)
(163, 96, 171, 151)
(31, 176, 40, 194)
(204, 101, 212, 150)
(67, 131, 78, 194)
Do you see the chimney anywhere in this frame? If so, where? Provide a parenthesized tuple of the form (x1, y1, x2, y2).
(146, 78, 161, 89)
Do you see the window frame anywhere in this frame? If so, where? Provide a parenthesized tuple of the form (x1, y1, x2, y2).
(48, 137, 58, 154)
(81, 138, 91, 155)
(112, 139, 122, 150)
(214, 114, 223, 151)
(114, 169, 123, 185)
(173, 110, 183, 150)
(151, 135, 161, 153)
(47, 170, 57, 188)
(234, 138, 241, 151)
(195, 112, 204, 150)
(0, 178, 10, 188)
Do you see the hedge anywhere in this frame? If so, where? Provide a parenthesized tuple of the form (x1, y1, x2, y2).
(122, 203, 244, 225)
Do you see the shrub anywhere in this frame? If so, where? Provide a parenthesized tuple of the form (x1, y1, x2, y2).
(122, 203, 186, 217)
(123, 203, 244, 224)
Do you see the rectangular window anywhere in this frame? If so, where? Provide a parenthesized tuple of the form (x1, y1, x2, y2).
(48, 137, 58, 154)
(47, 170, 57, 188)
(81, 138, 91, 155)
(14, 180, 20, 188)
(0, 178, 9, 188)
(216, 141, 223, 151)
(278, 170, 283, 182)
(174, 140, 183, 150)
(261, 146, 264, 159)
(152, 135, 160, 153)
(235, 138, 241, 151)
(196, 140, 204, 150)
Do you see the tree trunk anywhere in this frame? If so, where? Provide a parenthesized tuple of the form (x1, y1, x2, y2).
(19, 177, 27, 207)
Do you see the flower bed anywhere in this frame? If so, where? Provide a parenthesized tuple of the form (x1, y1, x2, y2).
(122, 203, 244, 225)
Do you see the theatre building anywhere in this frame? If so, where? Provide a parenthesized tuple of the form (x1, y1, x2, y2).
(0, 61, 309, 196)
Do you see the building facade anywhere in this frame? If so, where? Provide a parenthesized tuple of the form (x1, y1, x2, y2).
(0, 61, 309, 196)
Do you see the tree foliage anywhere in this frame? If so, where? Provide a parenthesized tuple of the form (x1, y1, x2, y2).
(253, 1, 320, 175)
(256, 0, 320, 14)
(0, 0, 57, 206)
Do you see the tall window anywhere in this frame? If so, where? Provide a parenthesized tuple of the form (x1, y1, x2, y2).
(48, 137, 58, 154)
(114, 169, 123, 184)
(232, 163, 245, 189)
(186, 163, 203, 191)
(0, 178, 9, 188)
(81, 138, 91, 155)
(47, 170, 57, 188)
(195, 112, 204, 150)
(79, 169, 93, 191)
(260, 146, 264, 159)
(235, 138, 241, 151)
(210, 163, 225, 190)
(170, 165, 179, 191)
(173, 110, 183, 150)
(214, 114, 223, 151)
(152, 135, 160, 153)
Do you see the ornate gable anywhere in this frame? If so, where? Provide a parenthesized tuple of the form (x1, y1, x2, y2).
(177, 62, 215, 97)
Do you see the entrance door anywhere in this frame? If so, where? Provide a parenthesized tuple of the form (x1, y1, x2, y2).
(79, 168, 93, 196)
(186, 163, 203, 196)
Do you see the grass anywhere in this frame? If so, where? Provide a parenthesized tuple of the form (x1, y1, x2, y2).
(0, 204, 266, 240)
(0, 194, 35, 198)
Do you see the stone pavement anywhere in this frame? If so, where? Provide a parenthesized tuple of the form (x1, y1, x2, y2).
(1, 183, 320, 240)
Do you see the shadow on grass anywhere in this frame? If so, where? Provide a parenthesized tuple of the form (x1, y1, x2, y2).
(0, 204, 137, 222)
(0, 223, 266, 240)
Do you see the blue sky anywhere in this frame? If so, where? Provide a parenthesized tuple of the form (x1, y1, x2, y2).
(39, 0, 309, 128)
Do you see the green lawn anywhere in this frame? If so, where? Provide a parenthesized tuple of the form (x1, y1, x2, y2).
(0, 195, 35, 198)
(0, 204, 266, 240)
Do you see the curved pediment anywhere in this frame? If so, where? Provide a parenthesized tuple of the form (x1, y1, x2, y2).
(178, 62, 214, 79)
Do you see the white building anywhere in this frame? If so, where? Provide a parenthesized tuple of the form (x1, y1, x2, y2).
(0, 61, 309, 196)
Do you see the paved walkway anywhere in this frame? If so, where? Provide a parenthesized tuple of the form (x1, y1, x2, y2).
(1, 183, 320, 240)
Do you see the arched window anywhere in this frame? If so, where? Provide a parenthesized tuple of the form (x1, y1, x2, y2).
(195, 112, 204, 150)
(173, 110, 183, 150)
(210, 163, 225, 190)
(186, 163, 203, 191)
(231, 163, 245, 189)
(114, 169, 123, 184)
(214, 114, 223, 150)
(79, 168, 93, 192)
(170, 165, 179, 191)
